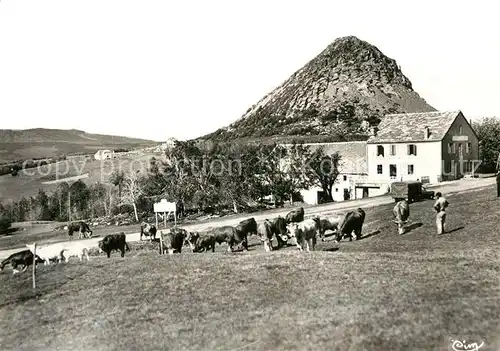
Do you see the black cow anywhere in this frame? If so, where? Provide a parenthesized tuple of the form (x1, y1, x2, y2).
(67, 221, 93, 239)
(160, 228, 188, 254)
(337, 208, 366, 241)
(271, 216, 289, 248)
(285, 207, 305, 224)
(209, 225, 248, 252)
(185, 232, 216, 253)
(1, 249, 43, 274)
(98, 233, 130, 258)
(236, 218, 258, 236)
(140, 222, 157, 241)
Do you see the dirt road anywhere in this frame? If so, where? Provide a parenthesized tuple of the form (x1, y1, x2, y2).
(0, 177, 495, 260)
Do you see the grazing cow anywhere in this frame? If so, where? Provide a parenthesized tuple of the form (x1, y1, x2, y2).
(26, 243, 65, 265)
(285, 207, 305, 224)
(208, 225, 248, 252)
(257, 220, 275, 252)
(61, 243, 91, 262)
(160, 228, 188, 254)
(337, 208, 366, 241)
(98, 233, 130, 258)
(257, 217, 289, 251)
(67, 221, 93, 239)
(313, 215, 343, 241)
(287, 219, 319, 252)
(271, 216, 288, 248)
(185, 232, 216, 253)
(236, 218, 258, 237)
(1, 249, 43, 274)
(393, 200, 410, 235)
(140, 222, 157, 241)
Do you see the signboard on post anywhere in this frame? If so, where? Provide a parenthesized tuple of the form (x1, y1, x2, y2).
(153, 199, 177, 255)
(153, 199, 176, 213)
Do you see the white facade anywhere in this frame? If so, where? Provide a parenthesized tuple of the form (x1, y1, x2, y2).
(300, 173, 362, 205)
(366, 141, 443, 184)
(94, 149, 113, 160)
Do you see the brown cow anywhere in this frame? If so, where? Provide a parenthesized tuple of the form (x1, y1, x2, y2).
(185, 232, 216, 253)
(209, 226, 248, 252)
(160, 228, 188, 254)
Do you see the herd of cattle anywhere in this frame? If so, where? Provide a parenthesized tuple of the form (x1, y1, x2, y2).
(0, 199, 413, 275)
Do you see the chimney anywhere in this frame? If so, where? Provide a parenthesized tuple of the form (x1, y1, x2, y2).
(370, 126, 378, 137)
(424, 126, 430, 139)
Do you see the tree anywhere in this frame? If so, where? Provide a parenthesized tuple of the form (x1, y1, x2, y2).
(119, 172, 145, 222)
(282, 143, 317, 203)
(307, 147, 341, 202)
(0, 214, 11, 234)
(253, 143, 294, 206)
(109, 170, 126, 198)
(473, 117, 500, 172)
(70, 180, 90, 219)
(0, 203, 12, 234)
(35, 189, 52, 221)
(89, 182, 109, 218)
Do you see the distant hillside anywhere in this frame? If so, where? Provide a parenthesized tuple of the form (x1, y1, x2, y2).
(201, 36, 436, 142)
(0, 128, 157, 162)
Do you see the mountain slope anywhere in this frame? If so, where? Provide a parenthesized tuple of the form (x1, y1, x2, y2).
(0, 128, 157, 162)
(202, 36, 436, 143)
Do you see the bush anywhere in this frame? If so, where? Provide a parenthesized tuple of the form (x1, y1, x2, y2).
(0, 216, 12, 234)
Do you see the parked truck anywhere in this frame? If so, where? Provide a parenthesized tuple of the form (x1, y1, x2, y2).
(390, 181, 435, 203)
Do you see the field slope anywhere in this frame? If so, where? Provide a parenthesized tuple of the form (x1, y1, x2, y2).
(0, 128, 157, 163)
(0, 185, 499, 351)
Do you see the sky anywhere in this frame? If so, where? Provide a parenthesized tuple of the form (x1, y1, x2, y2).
(0, 0, 498, 142)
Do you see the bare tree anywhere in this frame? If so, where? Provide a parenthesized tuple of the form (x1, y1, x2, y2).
(119, 172, 144, 222)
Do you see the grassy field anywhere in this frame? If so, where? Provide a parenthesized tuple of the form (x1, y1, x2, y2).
(0, 186, 499, 350)
(0, 152, 160, 201)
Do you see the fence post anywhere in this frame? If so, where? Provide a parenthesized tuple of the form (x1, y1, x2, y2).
(32, 243, 37, 290)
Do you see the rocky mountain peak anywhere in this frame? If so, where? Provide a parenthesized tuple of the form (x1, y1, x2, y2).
(201, 35, 435, 143)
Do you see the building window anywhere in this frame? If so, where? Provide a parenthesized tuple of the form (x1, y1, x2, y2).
(377, 145, 384, 157)
(448, 143, 455, 154)
(377, 165, 383, 174)
(459, 125, 463, 134)
(466, 142, 471, 154)
(343, 175, 347, 181)
(458, 143, 463, 157)
(390, 145, 396, 156)
(407, 144, 417, 156)
(408, 165, 414, 175)
(390, 164, 397, 178)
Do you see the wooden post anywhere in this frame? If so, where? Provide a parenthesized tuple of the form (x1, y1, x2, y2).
(164, 212, 166, 228)
(32, 243, 37, 290)
(174, 210, 177, 228)
(159, 231, 163, 255)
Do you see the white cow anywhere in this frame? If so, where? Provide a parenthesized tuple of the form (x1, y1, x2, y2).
(61, 243, 91, 262)
(26, 243, 65, 265)
(287, 219, 319, 252)
(393, 200, 410, 235)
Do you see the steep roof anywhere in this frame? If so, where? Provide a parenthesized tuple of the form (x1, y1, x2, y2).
(303, 141, 367, 174)
(367, 110, 462, 143)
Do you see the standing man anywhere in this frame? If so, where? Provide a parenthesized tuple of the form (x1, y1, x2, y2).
(433, 192, 449, 235)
